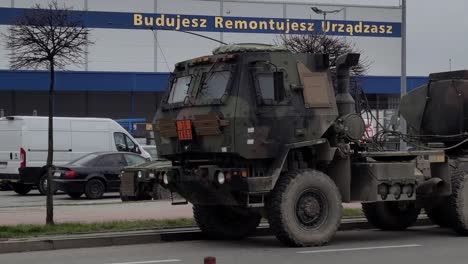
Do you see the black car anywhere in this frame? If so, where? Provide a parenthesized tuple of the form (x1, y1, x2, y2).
(53, 152, 148, 199)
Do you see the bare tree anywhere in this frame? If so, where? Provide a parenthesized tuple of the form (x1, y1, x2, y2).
(3, 1, 92, 225)
(276, 34, 371, 79)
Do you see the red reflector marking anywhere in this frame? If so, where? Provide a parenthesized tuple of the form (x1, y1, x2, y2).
(176, 120, 193, 140)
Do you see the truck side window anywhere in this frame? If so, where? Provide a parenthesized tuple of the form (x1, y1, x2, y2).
(257, 72, 286, 103)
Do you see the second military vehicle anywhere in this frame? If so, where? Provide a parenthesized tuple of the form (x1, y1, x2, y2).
(121, 43, 468, 247)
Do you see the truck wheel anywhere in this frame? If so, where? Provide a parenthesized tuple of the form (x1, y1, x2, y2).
(267, 169, 342, 247)
(38, 174, 58, 195)
(193, 205, 261, 240)
(67, 192, 83, 199)
(444, 162, 468, 235)
(84, 179, 105, 199)
(12, 183, 32, 195)
(362, 201, 420, 230)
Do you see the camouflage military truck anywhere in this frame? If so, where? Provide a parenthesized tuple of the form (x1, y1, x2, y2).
(120, 43, 468, 247)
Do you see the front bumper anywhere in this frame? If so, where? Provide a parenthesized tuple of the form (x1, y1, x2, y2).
(54, 179, 86, 193)
(144, 165, 273, 206)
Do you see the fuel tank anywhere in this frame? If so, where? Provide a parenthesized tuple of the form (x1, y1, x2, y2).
(400, 70, 468, 139)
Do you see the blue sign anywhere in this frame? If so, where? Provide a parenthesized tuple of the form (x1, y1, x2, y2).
(0, 7, 401, 38)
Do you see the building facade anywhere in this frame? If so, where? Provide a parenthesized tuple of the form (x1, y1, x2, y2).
(0, 0, 426, 121)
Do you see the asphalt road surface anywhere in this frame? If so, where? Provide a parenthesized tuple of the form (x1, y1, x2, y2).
(1, 226, 466, 264)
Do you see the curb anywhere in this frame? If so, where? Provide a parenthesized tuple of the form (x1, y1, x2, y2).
(0, 217, 433, 254)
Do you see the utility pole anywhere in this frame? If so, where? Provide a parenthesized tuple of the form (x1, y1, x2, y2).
(400, 0, 407, 150)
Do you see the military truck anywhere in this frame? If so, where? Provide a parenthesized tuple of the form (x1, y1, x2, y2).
(120, 43, 468, 247)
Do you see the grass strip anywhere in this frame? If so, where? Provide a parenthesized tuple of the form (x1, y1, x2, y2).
(0, 218, 195, 239)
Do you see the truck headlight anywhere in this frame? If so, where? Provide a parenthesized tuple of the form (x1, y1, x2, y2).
(216, 171, 225, 185)
(162, 172, 169, 185)
(137, 171, 143, 178)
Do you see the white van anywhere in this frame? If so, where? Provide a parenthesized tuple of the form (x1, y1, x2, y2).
(0, 116, 150, 195)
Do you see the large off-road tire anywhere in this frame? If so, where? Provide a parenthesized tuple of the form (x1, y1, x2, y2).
(267, 169, 342, 247)
(38, 174, 58, 195)
(84, 179, 106, 199)
(12, 183, 32, 195)
(193, 205, 261, 240)
(67, 192, 83, 199)
(362, 201, 420, 231)
(444, 161, 468, 235)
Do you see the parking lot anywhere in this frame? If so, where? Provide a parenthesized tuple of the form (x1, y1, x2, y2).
(0, 190, 193, 226)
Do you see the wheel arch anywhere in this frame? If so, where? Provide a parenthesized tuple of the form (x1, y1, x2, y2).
(270, 139, 351, 202)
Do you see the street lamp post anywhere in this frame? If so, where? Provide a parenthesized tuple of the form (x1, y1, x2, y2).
(311, 6, 344, 53)
(400, 0, 407, 150)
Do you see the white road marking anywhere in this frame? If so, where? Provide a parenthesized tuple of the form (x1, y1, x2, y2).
(108, 259, 181, 264)
(297, 244, 422, 254)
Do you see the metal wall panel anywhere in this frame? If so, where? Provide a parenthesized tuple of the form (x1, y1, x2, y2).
(87, 29, 155, 72)
(1, 1, 403, 76)
(14, 0, 85, 9)
(87, 92, 131, 119)
(54, 92, 87, 117)
(14, 91, 48, 115)
(0, 91, 14, 116)
(88, 0, 153, 12)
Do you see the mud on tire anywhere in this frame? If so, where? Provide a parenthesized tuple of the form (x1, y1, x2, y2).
(193, 205, 261, 240)
(267, 169, 342, 247)
(444, 160, 468, 235)
(362, 201, 420, 231)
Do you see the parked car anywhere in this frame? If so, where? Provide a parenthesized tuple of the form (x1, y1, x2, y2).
(53, 152, 148, 199)
(0, 116, 151, 195)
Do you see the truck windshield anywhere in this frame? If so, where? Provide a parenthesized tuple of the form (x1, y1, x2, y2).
(168, 75, 192, 104)
(198, 71, 231, 100)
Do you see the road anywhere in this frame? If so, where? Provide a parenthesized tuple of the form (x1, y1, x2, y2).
(1, 226, 466, 264)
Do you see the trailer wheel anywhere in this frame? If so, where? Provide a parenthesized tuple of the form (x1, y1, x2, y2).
(12, 183, 32, 195)
(362, 201, 420, 230)
(445, 162, 468, 235)
(193, 205, 261, 240)
(267, 169, 342, 247)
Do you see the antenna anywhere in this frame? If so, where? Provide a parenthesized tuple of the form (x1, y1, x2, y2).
(107, 22, 227, 45)
(178, 30, 227, 45)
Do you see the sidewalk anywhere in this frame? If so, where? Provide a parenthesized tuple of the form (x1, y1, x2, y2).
(0, 199, 362, 226)
(0, 200, 193, 226)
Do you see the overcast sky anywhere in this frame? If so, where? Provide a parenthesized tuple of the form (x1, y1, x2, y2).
(276, 0, 468, 76)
